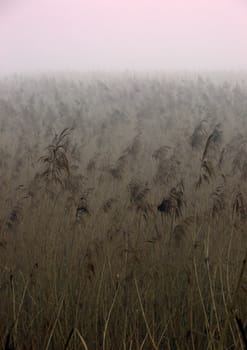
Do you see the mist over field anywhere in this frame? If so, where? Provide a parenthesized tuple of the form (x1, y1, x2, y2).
(1, 0, 247, 73)
(1, 0, 247, 349)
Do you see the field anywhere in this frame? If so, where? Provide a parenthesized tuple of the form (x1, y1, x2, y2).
(0, 72, 246, 349)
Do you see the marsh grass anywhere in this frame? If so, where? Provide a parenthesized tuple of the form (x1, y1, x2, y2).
(0, 73, 247, 349)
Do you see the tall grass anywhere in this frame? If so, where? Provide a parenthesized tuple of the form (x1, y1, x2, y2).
(0, 72, 246, 349)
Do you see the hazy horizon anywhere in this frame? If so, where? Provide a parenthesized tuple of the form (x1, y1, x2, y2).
(1, 0, 247, 74)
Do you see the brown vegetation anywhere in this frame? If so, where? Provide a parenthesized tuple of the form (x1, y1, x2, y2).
(0, 73, 246, 349)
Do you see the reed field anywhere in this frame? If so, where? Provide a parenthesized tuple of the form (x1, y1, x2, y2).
(0, 72, 246, 349)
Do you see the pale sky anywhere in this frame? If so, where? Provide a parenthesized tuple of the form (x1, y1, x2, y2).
(0, 0, 247, 73)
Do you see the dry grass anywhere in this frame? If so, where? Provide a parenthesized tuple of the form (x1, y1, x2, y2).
(0, 72, 247, 349)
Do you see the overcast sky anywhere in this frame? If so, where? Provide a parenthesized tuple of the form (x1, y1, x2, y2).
(0, 0, 247, 74)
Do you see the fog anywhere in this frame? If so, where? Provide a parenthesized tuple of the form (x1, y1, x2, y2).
(0, 0, 247, 74)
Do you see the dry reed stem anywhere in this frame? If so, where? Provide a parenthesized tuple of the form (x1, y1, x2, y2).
(218, 250, 247, 350)
(102, 285, 119, 350)
(134, 277, 159, 350)
(44, 295, 65, 350)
